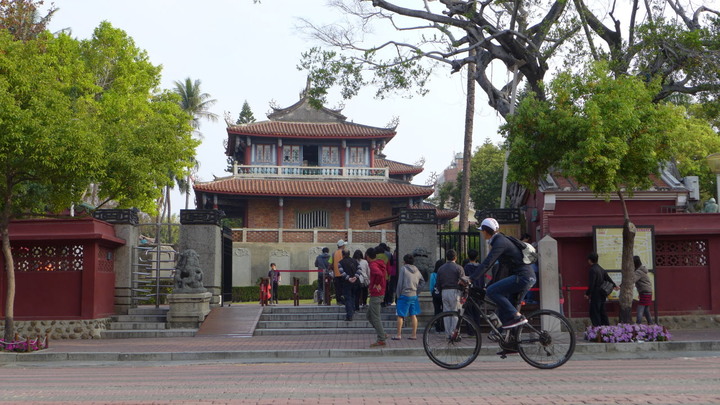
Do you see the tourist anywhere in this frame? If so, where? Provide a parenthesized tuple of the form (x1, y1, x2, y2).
(366, 248, 388, 347)
(338, 250, 359, 322)
(633, 256, 655, 325)
(584, 252, 617, 326)
(436, 249, 465, 335)
(392, 254, 424, 340)
(267, 263, 281, 305)
(330, 240, 348, 305)
(314, 247, 331, 306)
(463, 249, 482, 327)
(353, 249, 370, 310)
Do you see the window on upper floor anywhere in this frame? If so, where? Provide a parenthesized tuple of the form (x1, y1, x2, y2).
(321, 146, 339, 166)
(254, 144, 274, 164)
(296, 210, 329, 229)
(283, 145, 302, 165)
(347, 146, 367, 166)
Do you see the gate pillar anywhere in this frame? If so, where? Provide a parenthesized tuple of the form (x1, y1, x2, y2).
(397, 209, 437, 277)
(538, 234, 561, 314)
(179, 209, 224, 308)
(93, 209, 139, 315)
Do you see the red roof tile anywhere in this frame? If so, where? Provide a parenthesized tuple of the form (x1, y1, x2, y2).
(194, 178, 433, 198)
(375, 158, 423, 175)
(227, 121, 396, 139)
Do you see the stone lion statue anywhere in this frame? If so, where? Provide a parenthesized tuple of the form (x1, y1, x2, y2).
(174, 249, 206, 293)
(412, 247, 434, 282)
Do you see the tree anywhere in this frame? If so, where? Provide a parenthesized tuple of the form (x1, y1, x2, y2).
(0, 22, 198, 340)
(0, 30, 100, 341)
(301, 0, 720, 321)
(469, 139, 506, 212)
(173, 77, 218, 209)
(503, 62, 720, 322)
(0, 0, 56, 41)
(226, 101, 257, 173)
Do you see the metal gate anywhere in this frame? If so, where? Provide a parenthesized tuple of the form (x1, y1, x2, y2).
(221, 226, 233, 306)
(437, 231, 484, 264)
(131, 223, 179, 307)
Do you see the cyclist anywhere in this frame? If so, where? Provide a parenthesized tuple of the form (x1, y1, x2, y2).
(472, 218, 537, 329)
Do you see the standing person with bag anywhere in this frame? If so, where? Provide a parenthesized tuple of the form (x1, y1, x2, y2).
(366, 248, 388, 347)
(392, 254, 425, 341)
(314, 247, 331, 306)
(338, 250, 359, 322)
(353, 249, 370, 310)
(267, 263, 281, 305)
(584, 252, 618, 326)
(633, 256, 655, 325)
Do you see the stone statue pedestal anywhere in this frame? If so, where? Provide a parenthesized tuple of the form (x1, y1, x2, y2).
(167, 292, 212, 329)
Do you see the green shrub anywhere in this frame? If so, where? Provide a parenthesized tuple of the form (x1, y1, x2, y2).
(232, 281, 320, 302)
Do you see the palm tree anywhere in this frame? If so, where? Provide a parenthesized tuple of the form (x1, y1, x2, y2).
(173, 77, 219, 131)
(172, 78, 218, 209)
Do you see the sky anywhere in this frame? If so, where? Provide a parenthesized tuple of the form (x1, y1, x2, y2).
(45, 0, 506, 212)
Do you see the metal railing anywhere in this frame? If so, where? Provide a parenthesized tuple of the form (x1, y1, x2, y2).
(131, 223, 179, 307)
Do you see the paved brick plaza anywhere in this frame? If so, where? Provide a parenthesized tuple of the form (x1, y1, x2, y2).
(0, 356, 719, 404)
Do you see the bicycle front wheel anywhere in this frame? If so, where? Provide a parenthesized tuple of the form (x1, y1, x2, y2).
(516, 309, 576, 369)
(423, 311, 481, 369)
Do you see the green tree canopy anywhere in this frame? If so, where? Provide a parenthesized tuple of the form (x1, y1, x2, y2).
(469, 139, 506, 212)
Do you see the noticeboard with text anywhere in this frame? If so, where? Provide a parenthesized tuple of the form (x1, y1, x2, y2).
(593, 226, 655, 271)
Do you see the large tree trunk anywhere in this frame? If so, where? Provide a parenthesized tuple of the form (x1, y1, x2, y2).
(2, 224, 15, 342)
(618, 192, 636, 323)
(459, 48, 476, 238)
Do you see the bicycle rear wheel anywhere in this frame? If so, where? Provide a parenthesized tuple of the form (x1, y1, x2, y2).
(423, 311, 481, 369)
(516, 309, 575, 369)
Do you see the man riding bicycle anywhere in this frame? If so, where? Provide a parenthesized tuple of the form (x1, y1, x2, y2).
(471, 218, 537, 330)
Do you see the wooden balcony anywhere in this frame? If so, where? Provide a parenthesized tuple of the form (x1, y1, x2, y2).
(232, 164, 389, 180)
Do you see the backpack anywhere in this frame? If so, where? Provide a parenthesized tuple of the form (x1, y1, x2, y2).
(505, 235, 538, 265)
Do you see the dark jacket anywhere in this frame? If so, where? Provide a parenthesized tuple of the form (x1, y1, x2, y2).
(436, 261, 464, 291)
(472, 233, 534, 286)
(314, 252, 331, 273)
(338, 256, 358, 283)
(586, 263, 616, 298)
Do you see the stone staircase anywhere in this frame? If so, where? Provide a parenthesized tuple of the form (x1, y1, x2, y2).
(101, 307, 198, 339)
(254, 297, 436, 336)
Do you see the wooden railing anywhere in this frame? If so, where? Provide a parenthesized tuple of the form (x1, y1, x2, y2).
(232, 164, 388, 179)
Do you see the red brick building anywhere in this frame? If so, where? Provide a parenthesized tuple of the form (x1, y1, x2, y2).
(193, 93, 435, 284)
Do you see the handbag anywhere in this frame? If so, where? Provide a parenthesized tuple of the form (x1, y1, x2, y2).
(600, 280, 614, 296)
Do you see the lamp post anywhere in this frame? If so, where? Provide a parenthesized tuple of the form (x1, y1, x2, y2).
(706, 153, 720, 203)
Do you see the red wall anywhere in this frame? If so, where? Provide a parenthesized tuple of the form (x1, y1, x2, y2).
(1, 218, 125, 320)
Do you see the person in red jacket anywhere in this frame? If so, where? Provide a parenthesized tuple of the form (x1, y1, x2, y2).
(366, 247, 387, 347)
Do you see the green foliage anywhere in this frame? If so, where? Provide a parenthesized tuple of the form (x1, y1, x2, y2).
(503, 62, 710, 198)
(469, 139, 506, 211)
(0, 0, 56, 41)
(0, 30, 100, 221)
(298, 47, 365, 109)
(232, 283, 318, 302)
(236, 100, 256, 124)
(81, 22, 199, 213)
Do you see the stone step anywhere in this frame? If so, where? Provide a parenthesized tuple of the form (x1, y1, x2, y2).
(108, 322, 168, 330)
(100, 329, 197, 339)
(259, 313, 397, 321)
(253, 327, 414, 336)
(256, 319, 407, 329)
(112, 314, 167, 323)
(128, 307, 169, 316)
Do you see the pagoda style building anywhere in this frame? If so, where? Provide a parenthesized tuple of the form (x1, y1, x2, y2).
(193, 92, 435, 286)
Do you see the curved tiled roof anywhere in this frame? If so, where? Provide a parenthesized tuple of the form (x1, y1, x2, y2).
(375, 158, 423, 175)
(227, 121, 396, 139)
(194, 178, 433, 198)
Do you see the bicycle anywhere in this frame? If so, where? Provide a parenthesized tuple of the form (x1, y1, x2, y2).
(423, 278, 576, 370)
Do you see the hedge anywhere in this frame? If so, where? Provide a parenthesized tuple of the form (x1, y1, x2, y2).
(232, 281, 324, 302)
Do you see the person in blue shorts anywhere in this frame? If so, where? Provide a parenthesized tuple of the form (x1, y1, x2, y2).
(392, 254, 425, 340)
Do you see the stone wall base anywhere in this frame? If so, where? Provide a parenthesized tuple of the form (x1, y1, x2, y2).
(0, 318, 111, 340)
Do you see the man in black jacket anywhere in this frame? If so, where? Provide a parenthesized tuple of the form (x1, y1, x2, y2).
(584, 252, 617, 326)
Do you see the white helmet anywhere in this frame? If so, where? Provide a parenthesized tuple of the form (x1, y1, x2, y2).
(480, 217, 500, 232)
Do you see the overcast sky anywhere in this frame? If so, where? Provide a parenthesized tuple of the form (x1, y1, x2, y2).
(46, 0, 506, 212)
